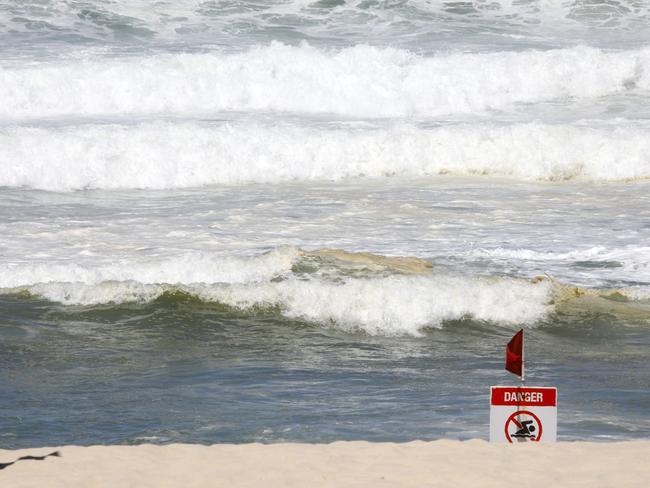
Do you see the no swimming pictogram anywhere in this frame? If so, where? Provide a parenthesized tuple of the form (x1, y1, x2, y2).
(504, 410, 543, 443)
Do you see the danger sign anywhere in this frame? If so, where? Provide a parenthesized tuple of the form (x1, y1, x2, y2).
(489, 386, 557, 443)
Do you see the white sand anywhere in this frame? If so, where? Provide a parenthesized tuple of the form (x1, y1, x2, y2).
(2, 441, 649, 487)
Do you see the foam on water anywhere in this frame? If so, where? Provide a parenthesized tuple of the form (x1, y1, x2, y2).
(13, 272, 650, 335)
(3, 119, 650, 190)
(0, 247, 299, 288)
(2, 44, 649, 120)
(467, 246, 650, 283)
(2, 247, 648, 335)
(2, 0, 650, 51)
(20, 274, 553, 335)
(0, 246, 553, 334)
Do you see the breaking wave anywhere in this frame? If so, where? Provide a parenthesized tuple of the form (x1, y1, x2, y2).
(2, 248, 648, 335)
(3, 120, 650, 191)
(2, 44, 650, 120)
(18, 275, 555, 336)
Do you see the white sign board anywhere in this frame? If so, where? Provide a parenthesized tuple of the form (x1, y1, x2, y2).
(489, 386, 557, 443)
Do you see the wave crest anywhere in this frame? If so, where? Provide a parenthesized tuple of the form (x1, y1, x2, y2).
(4, 248, 649, 335)
(3, 120, 650, 190)
(22, 275, 553, 336)
(2, 44, 650, 120)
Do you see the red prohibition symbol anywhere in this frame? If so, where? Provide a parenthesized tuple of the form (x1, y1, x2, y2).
(504, 410, 543, 443)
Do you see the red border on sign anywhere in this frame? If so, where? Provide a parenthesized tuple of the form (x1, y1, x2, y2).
(504, 410, 543, 443)
(491, 387, 556, 407)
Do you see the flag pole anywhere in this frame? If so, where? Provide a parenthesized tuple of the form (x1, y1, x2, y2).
(521, 329, 525, 386)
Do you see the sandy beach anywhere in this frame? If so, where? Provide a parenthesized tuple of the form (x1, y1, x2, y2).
(2, 441, 649, 488)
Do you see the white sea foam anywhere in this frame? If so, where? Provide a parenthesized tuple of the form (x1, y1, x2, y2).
(2, 120, 650, 190)
(23, 274, 554, 335)
(2, 44, 650, 120)
(3, 244, 648, 333)
(0, 244, 555, 334)
(0, 248, 298, 289)
(467, 246, 650, 282)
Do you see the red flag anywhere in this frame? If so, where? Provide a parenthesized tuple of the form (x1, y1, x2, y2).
(505, 329, 524, 377)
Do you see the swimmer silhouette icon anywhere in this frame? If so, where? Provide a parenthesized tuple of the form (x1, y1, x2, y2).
(512, 420, 536, 440)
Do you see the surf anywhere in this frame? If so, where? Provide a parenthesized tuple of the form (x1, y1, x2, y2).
(2, 248, 648, 336)
(3, 120, 650, 191)
(2, 44, 650, 120)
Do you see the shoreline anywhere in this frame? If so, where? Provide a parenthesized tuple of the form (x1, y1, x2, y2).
(2, 440, 649, 487)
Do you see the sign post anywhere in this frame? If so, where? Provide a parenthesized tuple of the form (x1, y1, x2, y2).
(490, 329, 557, 443)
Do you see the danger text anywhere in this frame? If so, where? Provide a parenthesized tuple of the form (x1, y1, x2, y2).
(504, 391, 543, 403)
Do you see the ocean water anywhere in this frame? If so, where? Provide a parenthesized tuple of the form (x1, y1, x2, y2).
(1, 1, 650, 448)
